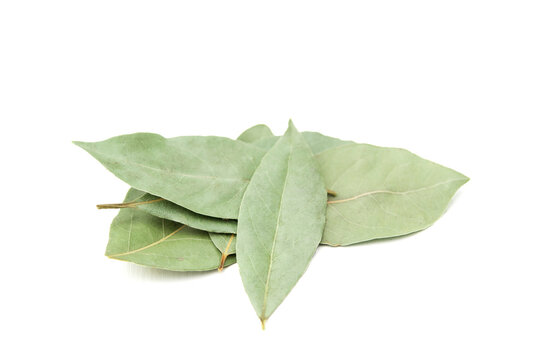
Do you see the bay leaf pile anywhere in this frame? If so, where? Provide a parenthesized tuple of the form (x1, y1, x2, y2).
(75, 121, 468, 328)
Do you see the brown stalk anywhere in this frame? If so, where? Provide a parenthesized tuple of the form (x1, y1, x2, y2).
(218, 234, 235, 272)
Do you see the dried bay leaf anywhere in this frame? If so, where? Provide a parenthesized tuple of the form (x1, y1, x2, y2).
(209, 233, 237, 255)
(204, 125, 273, 270)
(317, 144, 469, 246)
(94, 126, 276, 231)
(86, 129, 346, 226)
(301, 131, 353, 154)
(236, 121, 327, 326)
(98, 189, 237, 234)
(237, 124, 274, 143)
(86, 129, 466, 254)
(74, 133, 265, 219)
(95, 126, 275, 232)
(249, 131, 467, 246)
(107, 189, 236, 271)
(251, 131, 352, 154)
(81, 124, 469, 328)
(249, 135, 276, 151)
(215, 141, 467, 249)
(210, 232, 238, 271)
(209, 233, 236, 271)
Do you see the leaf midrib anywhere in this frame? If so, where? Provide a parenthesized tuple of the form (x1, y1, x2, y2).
(87, 147, 250, 183)
(327, 178, 465, 204)
(260, 144, 293, 321)
(109, 225, 186, 257)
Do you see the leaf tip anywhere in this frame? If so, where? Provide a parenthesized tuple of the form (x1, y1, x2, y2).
(455, 174, 470, 188)
(287, 119, 296, 129)
(284, 120, 299, 138)
(73, 140, 91, 151)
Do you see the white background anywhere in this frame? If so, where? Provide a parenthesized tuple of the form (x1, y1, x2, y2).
(1, 1, 539, 359)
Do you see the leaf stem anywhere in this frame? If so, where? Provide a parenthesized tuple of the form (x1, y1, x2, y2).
(96, 198, 165, 209)
(96, 203, 137, 209)
(218, 234, 235, 271)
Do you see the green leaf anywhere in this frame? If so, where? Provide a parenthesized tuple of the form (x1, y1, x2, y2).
(209, 232, 236, 271)
(209, 232, 237, 255)
(95, 126, 275, 232)
(250, 133, 467, 245)
(251, 131, 352, 154)
(317, 143, 469, 246)
(85, 130, 347, 226)
(74, 133, 265, 219)
(250, 136, 277, 151)
(237, 124, 274, 143)
(203, 125, 276, 270)
(106, 189, 236, 271)
(179, 142, 468, 251)
(236, 121, 327, 326)
(98, 189, 237, 234)
(86, 130, 466, 250)
(301, 131, 353, 154)
(209, 231, 239, 271)
(95, 126, 276, 231)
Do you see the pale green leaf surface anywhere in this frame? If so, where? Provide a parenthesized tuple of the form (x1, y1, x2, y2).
(91, 129, 346, 228)
(249, 136, 277, 151)
(237, 124, 274, 143)
(106, 189, 236, 271)
(115, 188, 237, 233)
(301, 131, 354, 154)
(317, 144, 469, 246)
(236, 121, 327, 323)
(95, 125, 274, 231)
(209, 233, 236, 255)
(251, 131, 352, 154)
(74, 133, 265, 219)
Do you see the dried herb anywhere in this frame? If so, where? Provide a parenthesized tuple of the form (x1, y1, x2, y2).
(236, 122, 327, 327)
(317, 143, 469, 245)
(75, 122, 467, 328)
(106, 189, 235, 271)
(98, 190, 237, 234)
(75, 134, 265, 218)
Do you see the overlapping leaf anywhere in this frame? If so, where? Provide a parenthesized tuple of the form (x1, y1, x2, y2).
(92, 126, 276, 232)
(98, 189, 237, 234)
(316, 144, 469, 245)
(237, 124, 274, 143)
(236, 121, 327, 326)
(78, 123, 468, 329)
(250, 131, 352, 154)
(95, 129, 348, 232)
(107, 188, 236, 271)
(94, 127, 467, 247)
(209, 232, 237, 256)
(75, 133, 265, 218)
(209, 233, 236, 271)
